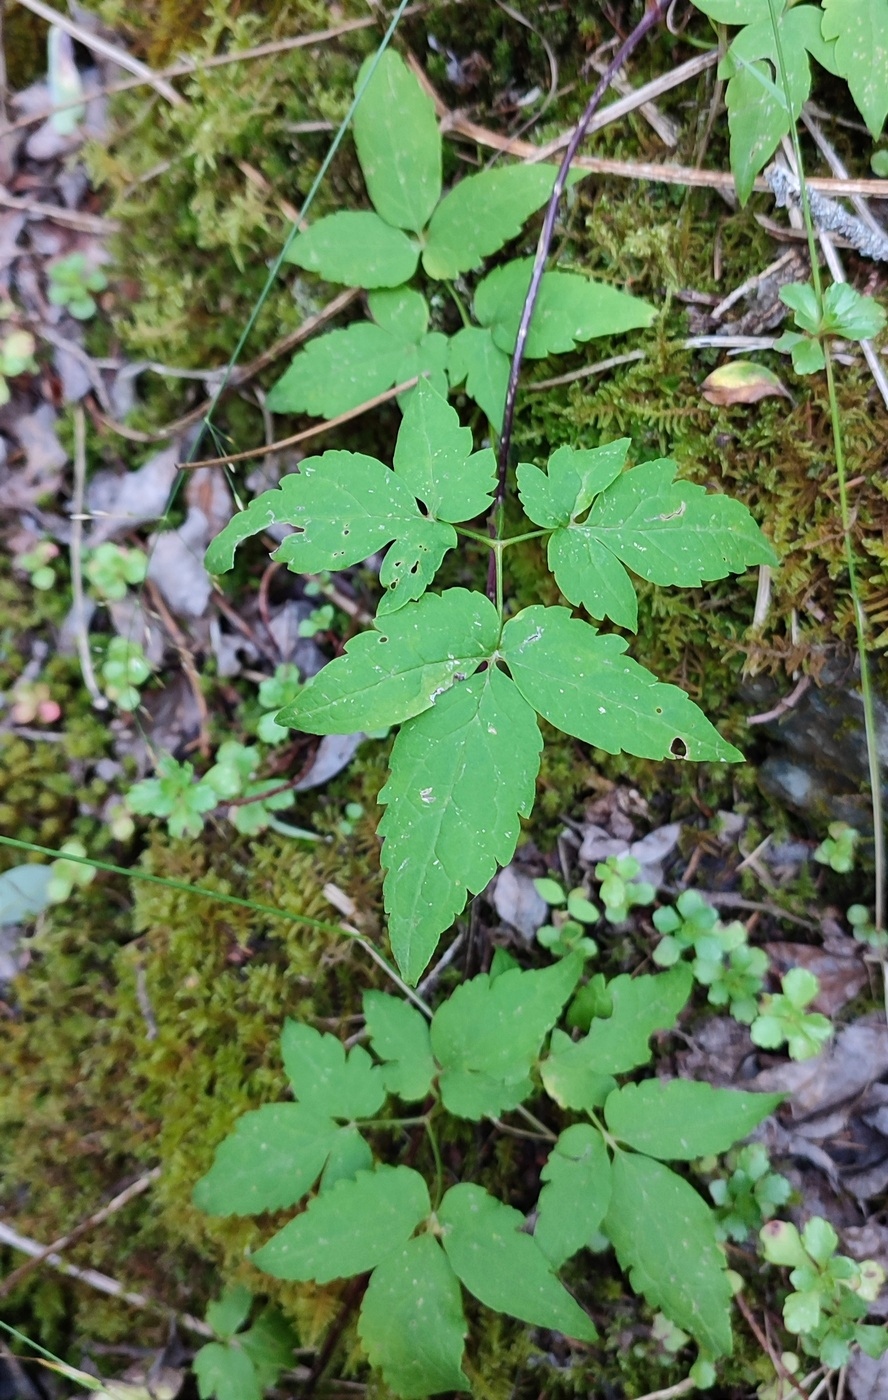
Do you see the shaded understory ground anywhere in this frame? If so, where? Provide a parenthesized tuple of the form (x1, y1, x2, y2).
(2, 2, 888, 1397)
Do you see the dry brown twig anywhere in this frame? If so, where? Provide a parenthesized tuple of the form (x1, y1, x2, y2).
(14, 0, 183, 105)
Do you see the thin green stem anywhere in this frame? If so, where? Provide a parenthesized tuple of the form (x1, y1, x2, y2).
(494, 541, 504, 621)
(358, 1116, 429, 1130)
(453, 524, 496, 548)
(501, 528, 549, 549)
(0, 834, 431, 1014)
(444, 279, 472, 330)
(425, 1118, 445, 1209)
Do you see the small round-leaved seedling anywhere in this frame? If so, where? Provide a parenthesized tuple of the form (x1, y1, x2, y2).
(750, 968, 833, 1062)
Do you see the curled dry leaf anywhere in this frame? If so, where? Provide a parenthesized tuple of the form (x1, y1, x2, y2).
(701, 360, 790, 406)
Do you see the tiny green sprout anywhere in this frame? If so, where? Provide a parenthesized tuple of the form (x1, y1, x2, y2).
(760, 1217, 888, 1368)
(533, 875, 599, 959)
(203, 740, 259, 801)
(813, 820, 859, 874)
(47, 839, 95, 904)
(0, 327, 37, 404)
(128, 753, 218, 839)
(651, 1310, 690, 1355)
(15, 539, 59, 591)
(227, 781, 295, 837)
(750, 968, 833, 1062)
(847, 903, 888, 951)
(84, 542, 148, 601)
(709, 1144, 792, 1243)
(594, 854, 655, 925)
(337, 801, 364, 837)
(99, 636, 152, 710)
(256, 664, 301, 743)
(297, 603, 335, 638)
(193, 1285, 296, 1400)
(47, 252, 108, 320)
(756, 1352, 802, 1400)
(202, 741, 296, 836)
(774, 281, 887, 375)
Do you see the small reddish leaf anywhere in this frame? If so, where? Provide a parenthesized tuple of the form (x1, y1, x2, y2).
(701, 360, 790, 406)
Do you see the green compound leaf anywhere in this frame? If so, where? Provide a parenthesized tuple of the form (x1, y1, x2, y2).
(239, 1311, 297, 1389)
(363, 991, 436, 1101)
(604, 1080, 783, 1160)
(265, 319, 449, 421)
(379, 668, 542, 984)
(194, 1342, 261, 1400)
(192, 1104, 338, 1216)
(605, 1151, 734, 1357)
(284, 211, 419, 288)
(280, 1020, 385, 1120)
(430, 952, 581, 1118)
(720, 7, 836, 203)
(353, 50, 442, 233)
(368, 286, 429, 340)
(439, 1183, 597, 1341)
(280, 588, 500, 736)
(822, 0, 888, 136)
(448, 325, 512, 425)
(393, 380, 496, 522)
(376, 517, 457, 615)
(542, 967, 693, 1110)
(517, 440, 630, 529)
(545, 457, 777, 631)
(423, 164, 567, 279)
(253, 1165, 430, 1283)
(501, 605, 743, 762)
(693, 0, 768, 19)
(358, 1236, 469, 1398)
(475, 257, 656, 358)
(535, 1124, 612, 1268)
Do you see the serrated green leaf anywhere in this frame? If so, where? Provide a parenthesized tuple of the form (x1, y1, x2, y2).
(266, 322, 409, 418)
(194, 1342, 261, 1400)
(206, 1286, 253, 1341)
(253, 1165, 429, 1282)
(363, 991, 436, 1101)
(501, 606, 743, 762)
(358, 1236, 469, 1398)
(367, 287, 429, 341)
(604, 1080, 783, 1160)
(393, 380, 496, 522)
(605, 1152, 734, 1356)
(541, 967, 693, 1110)
(423, 164, 565, 279)
(379, 668, 541, 984)
(430, 952, 581, 1118)
(439, 1184, 597, 1341)
(280, 588, 500, 735)
(377, 516, 457, 614)
(475, 258, 656, 359)
(284, 211, 419, 288)
(822, 0, 888, 136)
(320, 1127, 374, 1191)
(239, 1311, 296, 1389)
(821, 282, 887, 341)
(448, 325, 511, 425)
(192, 1105, 338, 1216)
(548, 529, 640, 630)
(535, 1124, 612, 1268)
(353, 51, 441, 232)
(517, 440, 630, 528)
(548, 457, 777, 628)
(280, 1019, 385, 1119)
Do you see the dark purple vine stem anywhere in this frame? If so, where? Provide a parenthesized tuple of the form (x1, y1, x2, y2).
(488, 0, 671, 600)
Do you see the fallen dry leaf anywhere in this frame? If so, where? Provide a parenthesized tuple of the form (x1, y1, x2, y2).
(701, 359, 790, 406)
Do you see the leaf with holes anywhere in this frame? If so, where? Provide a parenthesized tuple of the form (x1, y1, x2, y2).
(538, 455, 777, 631)
(439, 1184, 597, 1341)
(279, 589, 500, 735)
(475, 257, 656, 359)
(501, 606, 743, 761)
(605, 1151, 734, 1356)
(429, 952, 581, 1116)
(378, 667, 542, 984)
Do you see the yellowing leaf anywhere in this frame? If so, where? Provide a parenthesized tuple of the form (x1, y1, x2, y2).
(701, 360, 790, 405)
